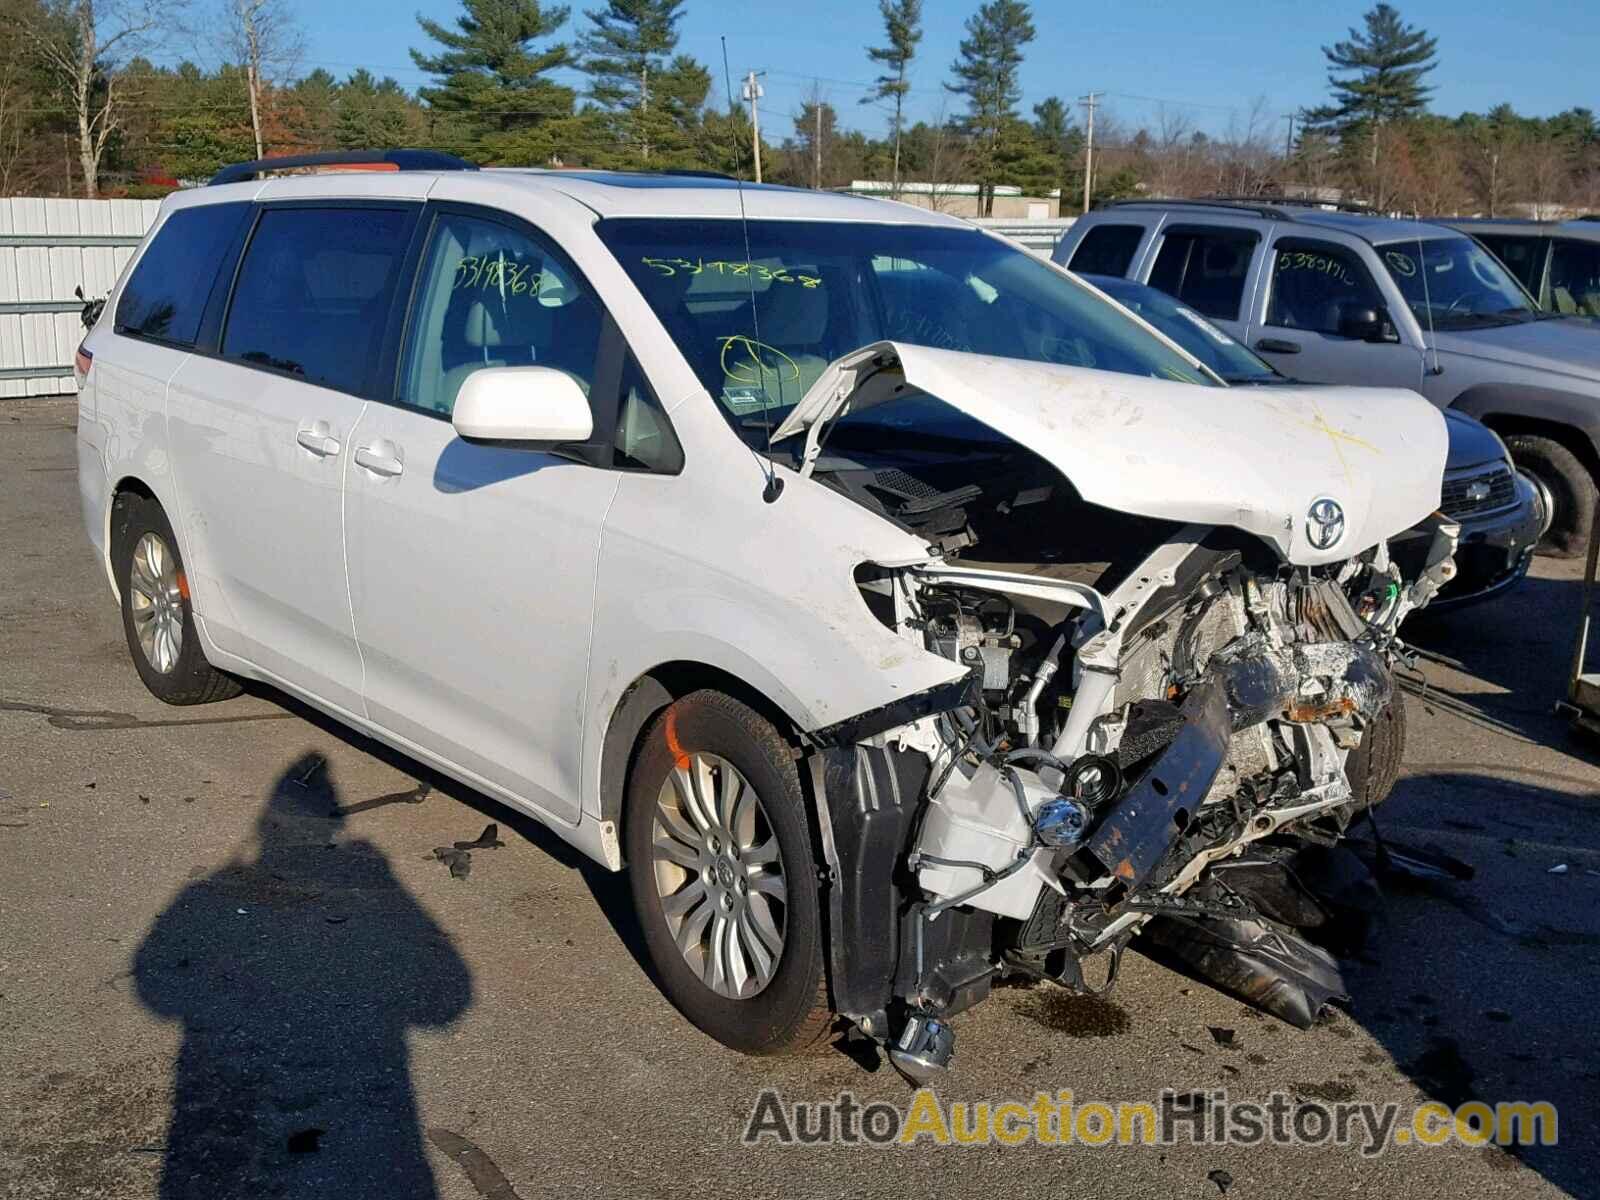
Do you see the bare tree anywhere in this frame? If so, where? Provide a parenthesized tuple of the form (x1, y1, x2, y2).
(220, 0, 302, 160)
(1401, 123, 1468, 216)
(19, 0, 185, 197)
(921, 103, 970, 215)
(1142, 105, 1195, 198)
(1523, 132, 1573, 219)
(0, 55, 29, 194)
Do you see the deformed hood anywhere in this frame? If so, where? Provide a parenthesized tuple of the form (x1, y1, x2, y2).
(774, 342, 1448, 566)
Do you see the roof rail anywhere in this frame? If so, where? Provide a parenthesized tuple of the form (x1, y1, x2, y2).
(1096, 197, 1293, 220)
(1203, 194, 1379, 216)
(209, 149, 477, 186)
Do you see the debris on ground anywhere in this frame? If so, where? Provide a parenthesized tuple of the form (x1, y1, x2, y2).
(1208, 1027, 1236, 1047)
(1207, 1168, 1234, 1194)
(431, 824, 505, 879)
(286, 1128, 323, 1154)
(1548, 864, 1569, 875)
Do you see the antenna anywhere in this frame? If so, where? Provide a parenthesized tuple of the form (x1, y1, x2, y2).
(1416, 237, 1441, 376)
(721, 36, 783, 503)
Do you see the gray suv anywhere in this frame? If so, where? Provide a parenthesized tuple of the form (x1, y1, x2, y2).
(1440, 216, 1600, 320)
(1055, 200, 1600, 555)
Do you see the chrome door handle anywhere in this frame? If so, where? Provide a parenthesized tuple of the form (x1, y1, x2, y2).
(354, 445, 404, 478)
(295, 428, 341, 457)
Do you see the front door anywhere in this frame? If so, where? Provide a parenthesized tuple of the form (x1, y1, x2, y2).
(1250, 235, 1424, 390)
(344, 207, 618, 822)
(167, 203, 417, 713)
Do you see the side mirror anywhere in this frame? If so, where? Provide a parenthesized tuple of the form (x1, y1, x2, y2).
(451, 366, 593, 447)
(1338, 304, 1397, 343)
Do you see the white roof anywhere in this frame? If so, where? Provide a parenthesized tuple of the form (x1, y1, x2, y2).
(180, 166, 976, 227)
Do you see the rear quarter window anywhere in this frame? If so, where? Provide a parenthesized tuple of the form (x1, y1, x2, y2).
(115, 203, 250, 346)
(1067, 224, 1145, 277)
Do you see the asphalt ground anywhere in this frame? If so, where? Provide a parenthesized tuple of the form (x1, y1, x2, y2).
(3, 396, 1598, 1199)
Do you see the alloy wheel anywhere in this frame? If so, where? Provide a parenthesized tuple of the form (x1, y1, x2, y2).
(128, 531, 184, 674)
(650, 752, 787, 999)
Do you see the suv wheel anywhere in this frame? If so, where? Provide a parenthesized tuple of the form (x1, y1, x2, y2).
(111, 492, 242, 705)
(624, 690, 833, 1056)
(1505, 434, 1597, 558)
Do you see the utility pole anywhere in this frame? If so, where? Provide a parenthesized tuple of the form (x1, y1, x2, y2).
(742, 70, 765, 184)
(814, 90, 822, 189)
(1079, 92, 1100, 214)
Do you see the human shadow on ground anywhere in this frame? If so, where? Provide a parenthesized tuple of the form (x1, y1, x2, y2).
(133, 753, 473, 1199)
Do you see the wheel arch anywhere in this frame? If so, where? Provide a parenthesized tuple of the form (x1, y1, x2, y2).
(102, 475, 163, 602)
(1452, 384, 1600, 483)
(598, 661, 807, 868)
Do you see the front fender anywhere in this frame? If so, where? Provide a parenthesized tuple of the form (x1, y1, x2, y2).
(1450, 382, 1600, 457)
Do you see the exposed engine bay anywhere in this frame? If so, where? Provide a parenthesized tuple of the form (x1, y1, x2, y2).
(805, 433, 1459, 1081)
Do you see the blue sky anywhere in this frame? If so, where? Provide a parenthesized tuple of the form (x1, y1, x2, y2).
(284, 0, 1597, 140)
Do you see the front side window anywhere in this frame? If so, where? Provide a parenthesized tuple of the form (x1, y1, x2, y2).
(594, 218, 1211, 444)
(116, 203, 250, 346)
(1146, 227, 1258, 320)
(1266, 238, 1385, 335)
(1068, 224, 1144, 277)
(1549, 239, 1600, 316)
(1377, 236, 1536, 330)
(222, 206, 414, 394)
(398, 211, 604, 417)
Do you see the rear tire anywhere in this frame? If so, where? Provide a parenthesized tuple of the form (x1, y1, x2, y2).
(111, 492, 242, 705)
(1505, 434, 1596, 558)
(624, 689, 834, 1056)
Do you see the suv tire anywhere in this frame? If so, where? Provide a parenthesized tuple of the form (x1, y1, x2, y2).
(111, 492, 242, 705)
(1506, 434, 1596, 557)
(624, 689, 834, 1056)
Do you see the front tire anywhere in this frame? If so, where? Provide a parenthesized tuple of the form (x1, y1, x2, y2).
(1505, 434, 1597, 558)
(111, 492, 241, 705)
(624, 690, 834, 1056)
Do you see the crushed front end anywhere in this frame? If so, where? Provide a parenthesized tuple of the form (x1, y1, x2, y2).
(809, 519, 1457, 1079)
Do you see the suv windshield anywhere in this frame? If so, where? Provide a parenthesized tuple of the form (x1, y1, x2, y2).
(1084, 273, 1277, 385)
(596, 218, 1213, 444)
(1378, 236, 1537, 330)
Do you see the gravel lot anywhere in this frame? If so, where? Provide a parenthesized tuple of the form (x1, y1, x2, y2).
(3, 396, 1598, 1199)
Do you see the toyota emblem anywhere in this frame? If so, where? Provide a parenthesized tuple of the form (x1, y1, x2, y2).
(1306, 497, 1346, 550)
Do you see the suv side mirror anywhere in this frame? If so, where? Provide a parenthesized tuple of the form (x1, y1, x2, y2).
(1338, 304, 1398, 344)
(452, 366, 594, 447)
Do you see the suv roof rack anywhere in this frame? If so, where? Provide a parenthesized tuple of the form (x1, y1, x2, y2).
(1096, 196, 1380, 221)
(1204, 194, 1379, 215)
(209, 149, 477, 186)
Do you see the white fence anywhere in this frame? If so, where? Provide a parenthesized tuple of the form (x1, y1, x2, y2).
(0, 198, 1076, 398)
(0, 197, 160, 398)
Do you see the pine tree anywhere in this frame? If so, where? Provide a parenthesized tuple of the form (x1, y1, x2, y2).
(578, 2, 708, 164)
(946, 0, 1034, 215)
(1302, 3, 1437, 162)
(863, 0, 921, 196)
(411, 0, 575, 157)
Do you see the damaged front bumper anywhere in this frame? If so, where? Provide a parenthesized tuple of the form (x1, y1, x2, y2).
(805, 522, 1453, 1074)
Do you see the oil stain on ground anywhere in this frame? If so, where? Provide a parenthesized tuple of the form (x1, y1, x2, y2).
(1013, 989, 1132, 1037)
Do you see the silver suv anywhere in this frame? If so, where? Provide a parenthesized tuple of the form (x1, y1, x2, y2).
(1056, 199, 1600, 556)
(1441, 216, 1600, 320)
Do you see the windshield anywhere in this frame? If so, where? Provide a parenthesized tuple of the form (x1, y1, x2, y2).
(595, 218, 1214, 443)
(1084, 274, 1278, 384)
(1378, 236, 1537, 330)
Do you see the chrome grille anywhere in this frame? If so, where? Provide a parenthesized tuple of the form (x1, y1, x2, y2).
(1441, 464, 1516, 518)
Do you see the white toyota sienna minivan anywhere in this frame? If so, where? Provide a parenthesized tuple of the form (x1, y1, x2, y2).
(78, 151, 1456, 1075)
